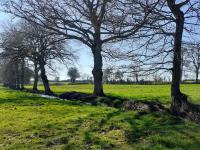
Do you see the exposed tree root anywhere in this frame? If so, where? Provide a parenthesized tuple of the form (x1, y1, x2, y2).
(171, 93, 200, 123)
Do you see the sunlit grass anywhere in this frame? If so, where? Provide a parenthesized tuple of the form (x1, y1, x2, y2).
(26, 83, 200, 104)
(0, 86, 200, 149)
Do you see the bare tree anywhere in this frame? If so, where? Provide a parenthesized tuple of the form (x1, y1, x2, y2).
(0, 23, 27, 89)
(183, 42, 200, 83)
(0, 60, 33, 88)
(0, 61, 18, 88)
(165, 0, 193, 115)
(114, 70, 124, 83)
(54, 76, 60, 82)
(112, 0, 200, 115)
(67, 67, 80, 83)
(21, 21, 75, 94)
(103, 67, 113, 84)
(0, 19, 75, 94)
(3, 0, 159, 96)
(144, 0, 200, 114)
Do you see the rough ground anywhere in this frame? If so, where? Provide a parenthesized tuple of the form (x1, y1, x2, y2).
(59, 91, 200, 123)
(59, 92, 167, 112)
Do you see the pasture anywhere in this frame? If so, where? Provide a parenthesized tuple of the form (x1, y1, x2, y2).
(0, 84, 200, 149)
(27, 83, 200, 104)
(1, 0, 200, 149)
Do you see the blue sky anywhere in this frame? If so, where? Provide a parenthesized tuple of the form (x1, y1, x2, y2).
(0, 12, 94, 80)
(0, 5, 198, 81)
(0, 12, 9, 26)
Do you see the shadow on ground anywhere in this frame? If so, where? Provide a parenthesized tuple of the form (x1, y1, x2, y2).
(1, 87, 200, 149)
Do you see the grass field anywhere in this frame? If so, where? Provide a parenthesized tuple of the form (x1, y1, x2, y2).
(1, 86, 200, 149)
(27, 84, 200, 104)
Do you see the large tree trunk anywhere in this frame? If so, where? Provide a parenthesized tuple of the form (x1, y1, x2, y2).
(168, 2, 189, 115)
(33, 61, 39, 92)
(165, 0, 200, 122)
(39, 60, 52, 95)
(92, 43, 104, 96)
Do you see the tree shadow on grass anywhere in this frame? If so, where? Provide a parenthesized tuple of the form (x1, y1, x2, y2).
(95, 110, 200, 149)
(0, 89, 83, 107)
(124, 112, 200, 149)
(1, 99, 200, 149)
(1, 88, 200, 149)
(4, 87, 169, 112)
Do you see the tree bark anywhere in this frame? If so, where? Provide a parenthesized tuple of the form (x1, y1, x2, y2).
(195, 67, 199, 83)
(136, 74, 139, 83)
(92, 43, 104, 96)
(168, 2, 189, 115)
(15, 62, 20, 89)
(20, 58, 25, 90)
(39, 60, 52, 95)
(33, 60, 39, 92)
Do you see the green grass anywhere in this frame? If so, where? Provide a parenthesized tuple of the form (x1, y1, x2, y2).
(27, 84, 200, 104)
(0, 86, 200, 149)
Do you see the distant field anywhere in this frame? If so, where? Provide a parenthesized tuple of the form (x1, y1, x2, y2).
(0, 87, 200, 149)
(26, 84, 200, 104)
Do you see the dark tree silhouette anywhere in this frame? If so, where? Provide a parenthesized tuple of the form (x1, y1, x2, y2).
(0, 24, 27, 89)
(67, 67, 80, 83)
(183, 42, 200, 83)
(20, 21, 75, 95)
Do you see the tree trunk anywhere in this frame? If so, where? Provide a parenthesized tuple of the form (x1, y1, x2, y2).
(195, 67, 199, 84)
(71, 78, 75, 83)
(15, 62, 20, 89)
(39, 60, 52, 95)
(136, 74, 139, 83)
(20, 58, 25, 90)
(169, 4, 188, 115)
(33, 61, 39, 92)
(92, 43, 104, 96)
